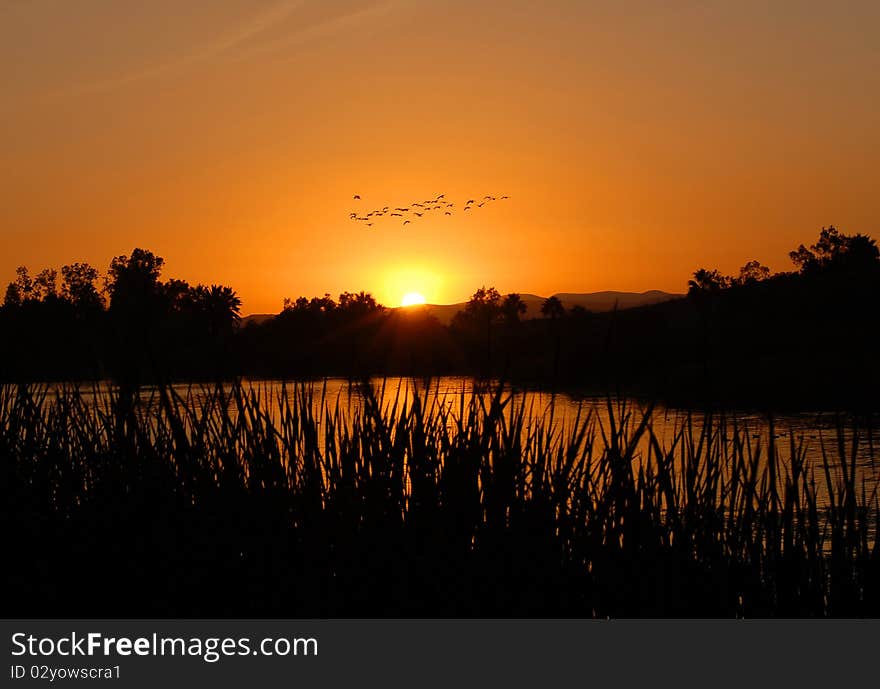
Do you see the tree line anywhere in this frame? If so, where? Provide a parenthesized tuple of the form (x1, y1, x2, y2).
(1, 227, 878, 407)
(687, 226, 879, 293)
(0, 249, 242, 382)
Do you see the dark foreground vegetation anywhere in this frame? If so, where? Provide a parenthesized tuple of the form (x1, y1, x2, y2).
(2, 226, 879, 409)
(2, 225, 878, 617)
(3, 380, 878, 617)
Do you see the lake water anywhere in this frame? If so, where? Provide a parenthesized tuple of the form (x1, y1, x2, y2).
(42, 376, 880, 511)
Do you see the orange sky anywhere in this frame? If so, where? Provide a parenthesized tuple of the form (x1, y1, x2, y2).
(2, 1, 878, 312)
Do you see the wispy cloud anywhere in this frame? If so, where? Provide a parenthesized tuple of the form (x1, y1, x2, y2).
(227, 0, 396, 65)
(57, 0, 394, 96)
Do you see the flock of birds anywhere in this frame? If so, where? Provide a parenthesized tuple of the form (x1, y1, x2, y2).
(349, 193, 509, 228)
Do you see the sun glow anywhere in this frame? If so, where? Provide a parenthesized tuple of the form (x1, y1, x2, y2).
(379, 264, 443, 308)
(401, 292, 426, 307)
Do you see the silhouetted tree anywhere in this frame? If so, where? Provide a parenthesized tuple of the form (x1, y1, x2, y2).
(282, 296, 310, 312)
(267, 290, 388, 377)
(501, 293, 527, 325)
(193, 284, 242, 337)
(163, 278, 193, 314)
(790, 226, 879, 275)
(338, 291, 382, 318)
(105, 248, 165, 311)
(33, 269, 58, 301)
(3, 267, 63, 305)
(452, 287, 502, 374)
(104, 248, 168, 382)
(292, 293, 338, 314)
(3, 267, 35, 306)
(4, 283, 21, 308)
(737, 260, 771, 285)
(687, 268, 731, 295)
(60, 263, 103, 311)
(540, 295, 565, 319)
(462, 287, 502, 320)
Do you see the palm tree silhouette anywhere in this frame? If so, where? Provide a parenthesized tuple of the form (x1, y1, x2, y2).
(194, 284, 242, 337)
(501, 293, 527, 325)
(540, 295, 564, 320)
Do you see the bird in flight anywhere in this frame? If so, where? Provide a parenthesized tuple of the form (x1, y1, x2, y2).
(348, 190, 508, 229)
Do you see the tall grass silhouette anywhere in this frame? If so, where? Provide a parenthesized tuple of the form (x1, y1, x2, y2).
(3, 380, 878, 616)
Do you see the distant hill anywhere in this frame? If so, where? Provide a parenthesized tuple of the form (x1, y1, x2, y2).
(415, 290, 683, 325)
(240, 313, 276, 328)
(240, 291, 683, 326)
(552, 290, 681, 312)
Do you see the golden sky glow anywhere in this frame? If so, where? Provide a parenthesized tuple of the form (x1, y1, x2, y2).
(2, 1, 878, 313)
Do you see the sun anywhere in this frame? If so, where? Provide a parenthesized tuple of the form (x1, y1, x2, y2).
(400, 292, 426, 307)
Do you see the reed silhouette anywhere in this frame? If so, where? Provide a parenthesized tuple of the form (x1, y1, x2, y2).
(2, 380, 877, 617)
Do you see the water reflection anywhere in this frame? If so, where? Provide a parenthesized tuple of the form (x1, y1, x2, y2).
(57, 376, 879, 512)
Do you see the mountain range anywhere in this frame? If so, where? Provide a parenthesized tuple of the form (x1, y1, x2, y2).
(417, 290, 681, 324)
(241, 290, 682, 327)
